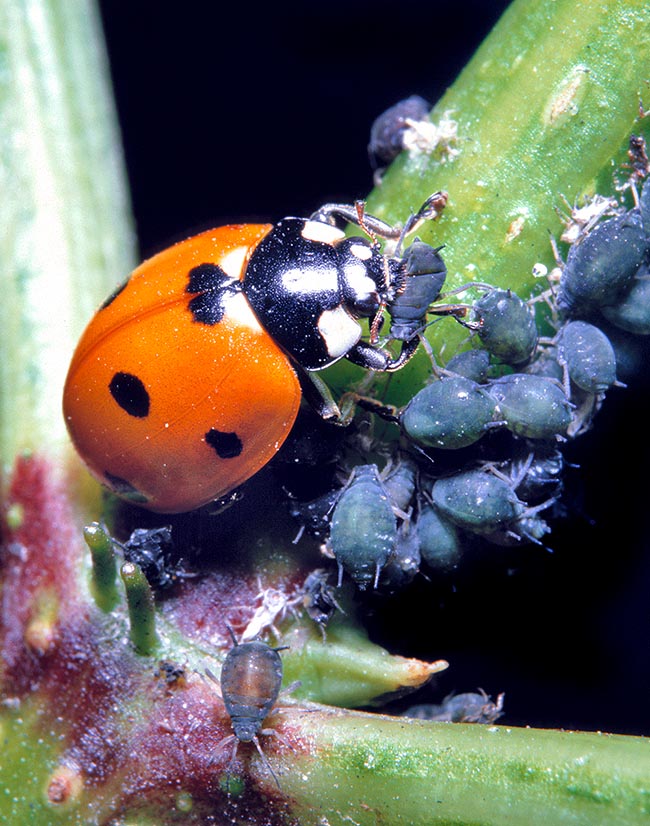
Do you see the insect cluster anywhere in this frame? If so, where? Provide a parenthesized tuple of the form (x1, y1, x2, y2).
(63, 193, 447, 513)
(289, 174, 650, 594)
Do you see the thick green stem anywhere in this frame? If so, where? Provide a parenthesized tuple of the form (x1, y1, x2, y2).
(0, 0, 135, 474)
(277, 709, 650, 826)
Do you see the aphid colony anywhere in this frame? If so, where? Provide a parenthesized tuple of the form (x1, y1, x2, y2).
(288, 172, 650, 592)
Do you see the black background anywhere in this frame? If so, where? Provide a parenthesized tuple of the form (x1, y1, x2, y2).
(98, 1, 649, 736)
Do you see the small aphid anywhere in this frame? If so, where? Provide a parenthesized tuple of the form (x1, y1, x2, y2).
(211, 630, 286, 789)
(386, 242, 447, 347)
(301, 568, 342, 637)
(368, 95, 430, 174)
(241, 585, 301, 642)
(486, 373, 573, 440)
(155, 660, 186, 687)
(327, 464, 397, 589)
(556, 193, 619, 245)
(401, 375, 499, 450)
(404, 690, 505, 724)
(116, 525, 195, 591)
(472, 288, 538, 366)
(556, 320, 618, 395)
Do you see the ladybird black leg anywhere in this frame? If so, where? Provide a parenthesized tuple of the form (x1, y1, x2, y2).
(345, 339, 420, 372)
(385, 338, 421, 371)
(402, 191, 449, 236)
(344, 341, 392, 371)
(309, 203, 402, 239)
(341, 392, 400, 423)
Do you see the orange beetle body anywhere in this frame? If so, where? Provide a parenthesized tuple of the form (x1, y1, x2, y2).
(64, 224, 301, 513)
(64, 202, 446, 513)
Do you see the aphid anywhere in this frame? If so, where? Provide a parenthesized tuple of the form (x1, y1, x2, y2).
(507, 448, 565, 505)
(601, 263, 650, 335)
(327, 464, 397, 589)
(368, 95, 430, 172)
(301, 568, 342, 637)
(524, 347, 564, 382)
(430, 468, 525, 537)
(445, 348, 491, 383)
(557, 209, 646, 316)
(117, 525, 194, 590)
(556, 193, 619, 245)
(404, 690, 504, 724)
(240, 586, 301, 643)
(386, 241, 447, 348)
(486, 373, 573, 440)
(211, 630, 287, 789)
(289, 487, 341, 542)
(471, 288, 538, 365)
(382, 455, 419, 515)
(556, 320, 617, 394)
(379, 521, 421, 590)
(415, 502, 461, 574)
(400, 375, 498, 450)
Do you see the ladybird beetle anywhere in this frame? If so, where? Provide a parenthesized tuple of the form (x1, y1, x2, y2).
(63, 198, 446, 512)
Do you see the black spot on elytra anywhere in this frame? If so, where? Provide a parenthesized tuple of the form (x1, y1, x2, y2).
(104, 471, 150, 504)
(109, 372, 150, 418)
(186, 263, 240, 325)
(205, 428, 243, 459)
(99, 278, 129, 310)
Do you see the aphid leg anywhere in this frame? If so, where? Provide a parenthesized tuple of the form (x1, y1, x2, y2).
(373, 561, 381, 590)
(280, 679, 302, 698)
(211, 734, 239, 794)
(252, 734, 282, 790)
(204, 667, 223, 699)
(209, 732, 237, 767)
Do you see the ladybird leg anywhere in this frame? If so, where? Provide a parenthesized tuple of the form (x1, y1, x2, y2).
(298, 369, 342, 421)
(309, 203, 401, 239)
(401, 191, 448, 236)
(345, 339, 421, 372)
(339, 392, 400, 424)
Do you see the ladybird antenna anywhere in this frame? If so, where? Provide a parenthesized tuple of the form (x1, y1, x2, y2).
(353, 200, 378, 246)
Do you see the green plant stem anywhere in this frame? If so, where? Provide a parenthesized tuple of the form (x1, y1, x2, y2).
(277, 709, 650, 826)
(0, 0, 136, 475)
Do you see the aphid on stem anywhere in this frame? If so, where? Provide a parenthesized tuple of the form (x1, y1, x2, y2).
(207, 627, 294, 790)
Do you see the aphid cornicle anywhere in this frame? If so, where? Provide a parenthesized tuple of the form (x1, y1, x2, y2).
(212, 631, 286, 789)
